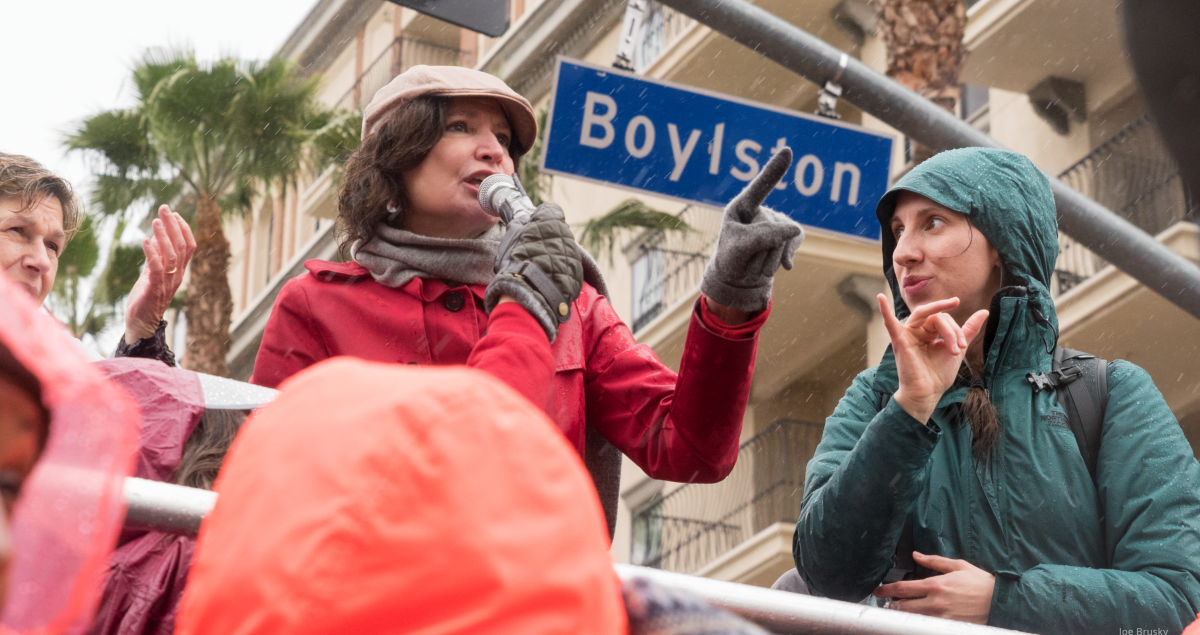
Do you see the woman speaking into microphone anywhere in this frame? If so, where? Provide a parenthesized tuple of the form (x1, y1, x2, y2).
(250, 66, 803, 530)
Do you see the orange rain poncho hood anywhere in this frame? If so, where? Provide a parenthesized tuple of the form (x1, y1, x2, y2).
(0, 273, 139, 634)
(176, 358, 626, 635)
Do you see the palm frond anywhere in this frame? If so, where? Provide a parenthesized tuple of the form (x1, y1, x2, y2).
(306, 108, 362, 171)
(54, 215, 100, 281)
(67, 109, 157, 178)
(518, 107, 550, 206)
(577, 200, 693, 264)
(100, 243, 146, 304)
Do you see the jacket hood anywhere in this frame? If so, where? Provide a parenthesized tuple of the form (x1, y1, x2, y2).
(98, 359, 206, 483)
(0, 274, 139, 633)
(176, 359, 625, 635)
(97, 359, 278, 484)
(875, 147, 1060, 330)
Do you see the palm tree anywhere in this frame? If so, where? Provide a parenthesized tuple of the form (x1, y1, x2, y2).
(68, 50, 356, 376)
(879, 0, 968, 161)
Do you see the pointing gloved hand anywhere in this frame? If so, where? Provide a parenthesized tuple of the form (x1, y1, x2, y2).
(701, 147, 804, 313)
(485, 201, 584, 342)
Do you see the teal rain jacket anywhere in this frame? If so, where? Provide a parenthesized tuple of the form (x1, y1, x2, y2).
(794, 148, 1200, 634)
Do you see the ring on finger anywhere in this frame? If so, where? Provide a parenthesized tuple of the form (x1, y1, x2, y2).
(166, 267, 178, 274)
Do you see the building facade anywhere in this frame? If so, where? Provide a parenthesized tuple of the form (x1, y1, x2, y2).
(225, 0, 1199, 587)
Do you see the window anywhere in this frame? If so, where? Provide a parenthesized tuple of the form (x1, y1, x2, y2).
(961, 84, 989, 121)
(630, 247, 665, 332)
(630, 497, 664, 566)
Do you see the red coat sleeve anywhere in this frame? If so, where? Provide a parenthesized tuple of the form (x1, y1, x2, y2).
(583, 294, 768, 483)
(250, 278, 330, 389)
(466, 302, 555, 409)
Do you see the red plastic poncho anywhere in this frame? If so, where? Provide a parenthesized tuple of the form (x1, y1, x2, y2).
(176, 358, 626, 635)
(87, 359, 206, 635)
(0, 273, 139, 634)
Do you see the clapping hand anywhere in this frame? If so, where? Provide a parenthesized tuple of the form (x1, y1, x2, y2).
(124, 205, 195, 345)
(878, 295, 988, 424)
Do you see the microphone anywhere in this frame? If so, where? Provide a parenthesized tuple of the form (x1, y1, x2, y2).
(478, 174, 536, 224)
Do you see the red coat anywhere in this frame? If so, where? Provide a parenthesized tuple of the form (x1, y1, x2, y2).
(251, 259, 767, 483)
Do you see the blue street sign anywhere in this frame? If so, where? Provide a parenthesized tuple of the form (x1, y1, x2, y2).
(541, 58, 895, 241)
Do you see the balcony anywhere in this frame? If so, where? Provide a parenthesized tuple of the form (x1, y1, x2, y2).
(630, 420, 820, 577)
(332, 36, 461, 112)
(628, 205, 722, 333)
(632, 1, 697, 74)
(963, 0, 1133, 112)
(1054, 115, 1197, 295)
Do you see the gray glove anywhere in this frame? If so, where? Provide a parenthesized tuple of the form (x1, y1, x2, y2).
(701, 147, 804, 313)
(485, 201, 584, 342)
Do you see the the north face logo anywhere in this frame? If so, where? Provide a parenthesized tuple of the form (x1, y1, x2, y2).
(1042, 411, 1070, 430)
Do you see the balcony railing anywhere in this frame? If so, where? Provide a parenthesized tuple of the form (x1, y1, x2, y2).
(629, 205, 722, 333)
(631, 420, 822, 573)
(1054, 115, 1196, 294)
(635, 1, 697, 73)
(332, 37, 461, 112)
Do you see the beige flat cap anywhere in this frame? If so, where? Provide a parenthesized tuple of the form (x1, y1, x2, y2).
(362, 65, 537, 153)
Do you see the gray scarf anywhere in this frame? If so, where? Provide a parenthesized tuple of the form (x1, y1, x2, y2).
(354, 223, 504, 288)
(354, 222, 610, 297)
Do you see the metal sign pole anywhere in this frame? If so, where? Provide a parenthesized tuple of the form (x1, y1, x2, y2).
(656, 0, 1200, 321)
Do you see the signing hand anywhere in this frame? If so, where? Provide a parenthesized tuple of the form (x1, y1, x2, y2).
(124, 205, 196, 345)
(878, 294, 988, 424)
(874, 552, 995, 625)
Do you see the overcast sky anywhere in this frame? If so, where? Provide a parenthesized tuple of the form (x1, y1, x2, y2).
(1, 1, 317, 193)
(1, 1, 319, 350)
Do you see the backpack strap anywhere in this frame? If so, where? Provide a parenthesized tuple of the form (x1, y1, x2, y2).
(1057, 347, 1108, 484)
(1029, 346, 1108, 484)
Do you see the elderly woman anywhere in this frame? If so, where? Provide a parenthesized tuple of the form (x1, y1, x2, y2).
(794, 148, 1200, 633)
(250, 66, 803, 528)
(0, 153, 194, 363)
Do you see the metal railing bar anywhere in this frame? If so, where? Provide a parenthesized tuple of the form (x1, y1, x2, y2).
(650, 420, 804, 506)
(123, 477, 217, 537)
(1057, 114, 1153, 178)
(615, 564, 1034, 635)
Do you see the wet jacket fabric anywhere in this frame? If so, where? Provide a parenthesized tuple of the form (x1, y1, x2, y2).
(176, 358, 626, 635)
(250, 259, 766, 485)
(88, 359, 207, 635)
(794, 148, 1200, 634)
(0, 273, 139, 634)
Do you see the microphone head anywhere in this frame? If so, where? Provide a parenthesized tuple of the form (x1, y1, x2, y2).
(478, 174, 515, 217)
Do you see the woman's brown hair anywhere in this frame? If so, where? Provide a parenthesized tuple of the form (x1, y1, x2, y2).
(0, 152, 83, 245)
(175, 409, 247, 490)
(336, 96, 529, 257)
(960, 266, 1021, 462)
